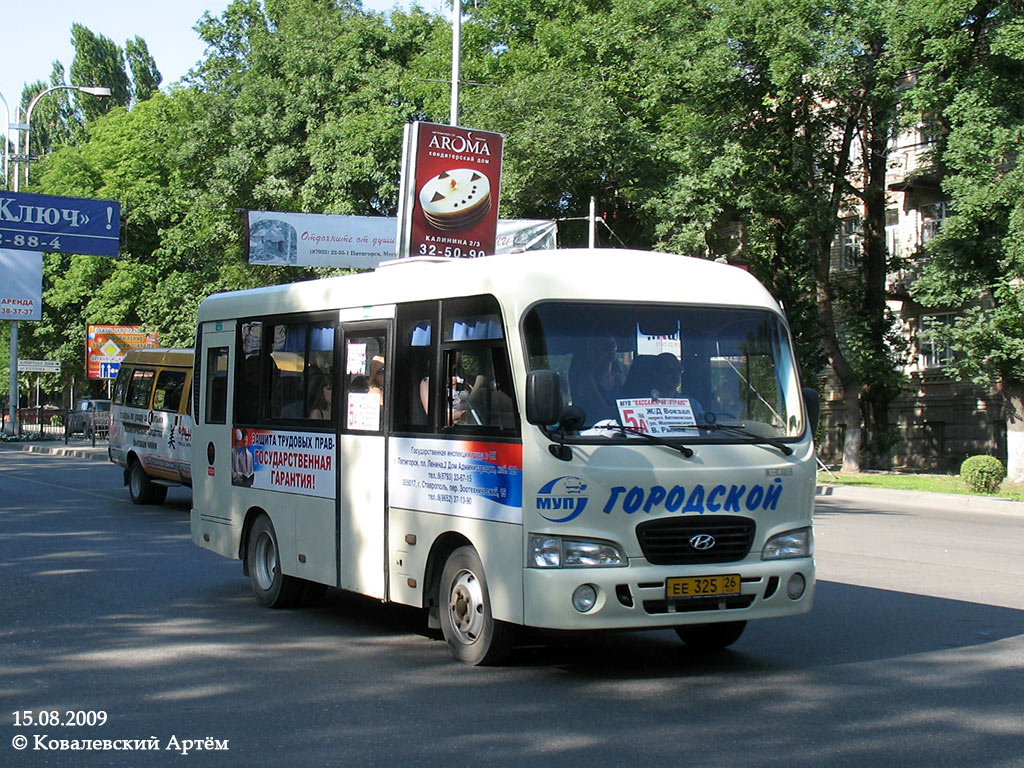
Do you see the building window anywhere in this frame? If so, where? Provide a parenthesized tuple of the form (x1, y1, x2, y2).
(840, 218, 862, 271)
(920, 201, 950, 245)
(885, 208, 900, 260)
(919, 314, 955, 369)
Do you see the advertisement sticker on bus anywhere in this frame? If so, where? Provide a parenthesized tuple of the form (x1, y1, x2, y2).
(232, 428, 336, 499)
(390, 437, 522, 523)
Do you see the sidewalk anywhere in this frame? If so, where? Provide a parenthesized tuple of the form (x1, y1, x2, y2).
(0, 436, 111, 462)
(816, 482, 1024, 516)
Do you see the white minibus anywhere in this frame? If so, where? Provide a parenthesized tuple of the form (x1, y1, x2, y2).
(190, 249, 818, 664)
(110, 347, 194, 504)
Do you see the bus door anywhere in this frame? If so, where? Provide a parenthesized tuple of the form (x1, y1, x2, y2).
(338, 321, 391, 599)
(194, 321, 235, 551)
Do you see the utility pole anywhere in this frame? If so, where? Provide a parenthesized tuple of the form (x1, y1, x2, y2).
(450, 0, 461, 127)
(4, 84, 110, 435)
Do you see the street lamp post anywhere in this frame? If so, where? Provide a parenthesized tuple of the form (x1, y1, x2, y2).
(5, 84, 110, 436)
(0, 90, 10, 190)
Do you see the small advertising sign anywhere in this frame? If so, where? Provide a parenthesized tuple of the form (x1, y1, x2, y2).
(0, 191, 121, 257)
(396, 122, 504, 259)
(616, 398, 699, 436)
(86, 325, 159, 380)
(0, 249, 43, 321)
(247, 212, 551, 268)
(247, 211, 396, 268)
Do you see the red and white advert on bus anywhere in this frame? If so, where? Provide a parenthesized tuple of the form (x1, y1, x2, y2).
(408, 123, 504, 259)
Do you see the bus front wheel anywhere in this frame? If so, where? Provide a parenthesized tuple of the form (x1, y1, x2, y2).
(246, 514, 303, 608)
(675, 620, 747, 651)
(439, 546, 515, 665)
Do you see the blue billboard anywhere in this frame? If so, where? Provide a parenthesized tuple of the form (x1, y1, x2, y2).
(0, 191, 121, 257)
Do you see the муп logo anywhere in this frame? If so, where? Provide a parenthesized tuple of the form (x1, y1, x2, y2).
(535, 476, 589, 523)
(689, 534, 716, 551)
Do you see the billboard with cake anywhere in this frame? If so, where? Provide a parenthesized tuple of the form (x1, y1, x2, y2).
(396, 122, 504, 259)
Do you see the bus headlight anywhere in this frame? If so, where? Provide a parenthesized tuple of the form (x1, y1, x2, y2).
(761, 528, 813, 560)
(528, 535, 627, 568)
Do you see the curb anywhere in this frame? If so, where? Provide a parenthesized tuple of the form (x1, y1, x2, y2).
(816, 483, 1024, 516)
(0, 440, 110, 462)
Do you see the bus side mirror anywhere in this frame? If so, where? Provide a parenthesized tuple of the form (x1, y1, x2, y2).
(802, 386, 820, 435)
(526, 370, 564, 426)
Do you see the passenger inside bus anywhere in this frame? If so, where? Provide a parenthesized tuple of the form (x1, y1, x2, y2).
(369, 356, 385, 395)
(307, 370, 332, 419)
(568, 336, 625, 425)
(620, 352, 705, 423)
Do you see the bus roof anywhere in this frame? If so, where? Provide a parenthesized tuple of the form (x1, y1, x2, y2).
(121, 347, 194, 367)
(196, 249, 782, 322)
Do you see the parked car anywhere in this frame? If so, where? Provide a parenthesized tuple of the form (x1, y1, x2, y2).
(67, 398, 111, 438)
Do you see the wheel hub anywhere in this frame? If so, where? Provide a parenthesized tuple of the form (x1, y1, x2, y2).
(448, 570, 484, 643)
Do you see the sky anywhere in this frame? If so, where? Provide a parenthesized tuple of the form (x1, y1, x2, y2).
(0, 0, 434, 143)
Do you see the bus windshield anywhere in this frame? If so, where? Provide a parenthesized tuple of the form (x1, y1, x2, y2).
(523, 302, 805, 440)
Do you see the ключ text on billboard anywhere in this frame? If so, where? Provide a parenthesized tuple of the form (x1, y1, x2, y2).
(0, 191, 121, 257)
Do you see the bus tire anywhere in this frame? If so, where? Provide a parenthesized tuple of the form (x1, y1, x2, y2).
(128, 460, 155, 505)
(246, 514, 303, 608)
(439, 545, 515, 665)
(150, 484, 168, 505)
(675, 620, 747, 651)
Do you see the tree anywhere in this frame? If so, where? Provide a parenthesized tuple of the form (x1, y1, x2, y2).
(125, 36, 162, 103)
(910, 5, 1024, 481)
(638, 0, 921, 471)
(70, 24, 131, 120)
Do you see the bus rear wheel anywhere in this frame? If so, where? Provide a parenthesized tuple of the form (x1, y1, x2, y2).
(675, 620, 747, 651)
(246, 514, 303, 608)
(439, 546, 515, 665)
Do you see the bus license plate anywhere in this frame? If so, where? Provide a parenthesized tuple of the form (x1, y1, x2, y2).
(666, 574, 741, 599)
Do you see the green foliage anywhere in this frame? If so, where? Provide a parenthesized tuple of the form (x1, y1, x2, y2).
(13, 0, 1024, 447)
(70, 24, 132, 119)
(959, 455, 1007, 494)
(911, 6, 1024, 394)
(125, 36, 162, 103)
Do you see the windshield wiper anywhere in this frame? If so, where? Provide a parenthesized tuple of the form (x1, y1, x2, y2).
(699, 423, 793, 456)
(593, 423, 695, 458)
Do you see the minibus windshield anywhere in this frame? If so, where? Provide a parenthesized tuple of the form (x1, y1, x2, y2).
(523, 302, 805, 440)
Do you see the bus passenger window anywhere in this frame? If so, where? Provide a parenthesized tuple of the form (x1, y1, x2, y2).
(154, 370, 187, 412)
(236, 321, 262, 423)
(440, 296, 518, 434)
(344, 332, 386, 432)
(306, 323, 334, 421)
(127, 369, 156, 409)
(443, 346, 517, 431)
(205, 347, 229, 424)
(394, 302, 437, 433)
(269, 322, 306, 418)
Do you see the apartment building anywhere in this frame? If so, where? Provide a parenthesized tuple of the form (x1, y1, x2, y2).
(815, 125, 1005, 471)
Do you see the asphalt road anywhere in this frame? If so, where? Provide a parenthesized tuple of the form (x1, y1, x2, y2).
(1, 448, 1022, 767)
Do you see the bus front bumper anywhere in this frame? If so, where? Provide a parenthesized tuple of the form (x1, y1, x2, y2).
(521, 557, 814, 631)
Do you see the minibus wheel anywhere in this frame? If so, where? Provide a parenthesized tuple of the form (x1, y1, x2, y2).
(439, 546, 515, 665)
(675, 620, 747, 651)
(246, 514, 303, 608)
(128, 460, 155, 505)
